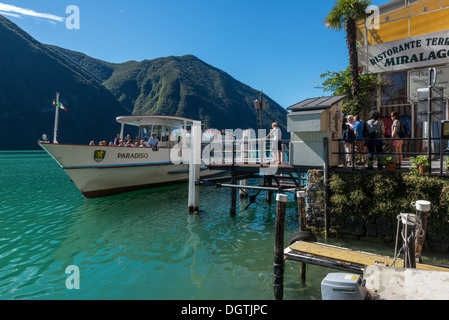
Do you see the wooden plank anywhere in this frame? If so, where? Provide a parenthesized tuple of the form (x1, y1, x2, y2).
(287, 241, 449, 272)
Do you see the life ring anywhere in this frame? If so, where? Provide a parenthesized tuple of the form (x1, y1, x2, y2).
(288, 231, 317, 245)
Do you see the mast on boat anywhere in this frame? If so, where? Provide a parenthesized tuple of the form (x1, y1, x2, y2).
(53, 92, 60, 144)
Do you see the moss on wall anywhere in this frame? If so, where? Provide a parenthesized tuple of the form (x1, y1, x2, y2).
(327, 172, 449, 247)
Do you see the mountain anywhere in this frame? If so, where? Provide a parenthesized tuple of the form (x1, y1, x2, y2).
(0, 15, 130, 150)
(51, 48, 288, 134)
(0, 15, 288, 150)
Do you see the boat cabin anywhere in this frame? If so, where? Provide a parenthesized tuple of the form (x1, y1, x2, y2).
(116, 115, 201, 148)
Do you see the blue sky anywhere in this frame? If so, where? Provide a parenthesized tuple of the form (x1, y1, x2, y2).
(0, 0, 391, 108)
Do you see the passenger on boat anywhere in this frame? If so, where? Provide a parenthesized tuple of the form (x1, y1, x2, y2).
(125, 134, 131, 142)
(113, 134, 120, 146)
(148, 133, 159, 151)
(89, 141, 95, 146)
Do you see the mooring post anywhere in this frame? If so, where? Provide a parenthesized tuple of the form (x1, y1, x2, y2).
(239, 179, 248, 198)
(230, 175, 237, 216)
(266, 176, 273, 203)
(296, 190, 307, 283)
(296, 190, 306, 231)
(274, 193, 287, 300)
(188, 124, 201, 213)
(414, 200, 431, 262)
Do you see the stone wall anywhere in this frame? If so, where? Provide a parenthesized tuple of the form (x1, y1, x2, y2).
(304, 169, 449, 253)
(305, 169, 326, 230)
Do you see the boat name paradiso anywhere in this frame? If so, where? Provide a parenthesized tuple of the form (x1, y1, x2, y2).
(117, 152, 149, 159)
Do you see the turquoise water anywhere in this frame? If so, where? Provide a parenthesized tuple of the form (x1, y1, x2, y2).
(1, 151, 449, 300)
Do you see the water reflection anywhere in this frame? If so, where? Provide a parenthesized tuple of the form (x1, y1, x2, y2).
(2, 152, 449, 300)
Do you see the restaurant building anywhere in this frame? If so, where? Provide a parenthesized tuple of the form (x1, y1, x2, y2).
(357, 0, 449, 152)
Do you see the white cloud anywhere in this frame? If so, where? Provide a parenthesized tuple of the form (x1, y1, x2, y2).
(0, 10, 21, 18)
(0, 2, 64, 22)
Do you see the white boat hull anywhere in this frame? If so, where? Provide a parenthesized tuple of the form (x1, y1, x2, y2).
(40, 143, 220, 198)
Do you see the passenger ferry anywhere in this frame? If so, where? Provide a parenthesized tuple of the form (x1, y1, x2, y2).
(39, 115, 221, 198)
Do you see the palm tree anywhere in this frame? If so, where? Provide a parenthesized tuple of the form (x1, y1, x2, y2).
(324, 0, 371, 114)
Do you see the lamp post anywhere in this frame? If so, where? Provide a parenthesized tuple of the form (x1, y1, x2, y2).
(254, 91, 265, 131)
(254, 91, 266, 160)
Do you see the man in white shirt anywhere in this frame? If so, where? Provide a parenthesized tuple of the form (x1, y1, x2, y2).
(264, 122, 282, 164)
(148, 133, 160, 151)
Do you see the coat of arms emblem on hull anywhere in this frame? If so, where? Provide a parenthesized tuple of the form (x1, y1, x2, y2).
(94, 150, 106, 162)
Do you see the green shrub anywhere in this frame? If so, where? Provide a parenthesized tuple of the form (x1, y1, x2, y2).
(328, 172, 449, 241)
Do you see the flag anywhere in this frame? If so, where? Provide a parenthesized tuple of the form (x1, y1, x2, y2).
(57, 101, 67, 111)
(53, 100, 67, 111)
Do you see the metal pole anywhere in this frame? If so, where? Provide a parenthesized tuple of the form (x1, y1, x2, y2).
(323, 137, 329, 237)
(188, 124, 201, 213)
(259, 91, 264, 132)
(414, 200, 431, 262)
(53, 92, 60, 144)
(428, 68, 436, 170)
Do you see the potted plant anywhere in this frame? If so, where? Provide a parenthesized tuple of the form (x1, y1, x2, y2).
(354, 153, 366, 168)
(378, 155, 396, 172)
(410, 155, 430, 174)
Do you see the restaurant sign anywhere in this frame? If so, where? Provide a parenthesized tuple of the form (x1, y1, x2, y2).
(359, 30, 449, 73)
(408, 66, 449, 101)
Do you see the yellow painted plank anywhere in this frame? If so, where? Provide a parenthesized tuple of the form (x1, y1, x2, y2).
(289, 241, 449, 272)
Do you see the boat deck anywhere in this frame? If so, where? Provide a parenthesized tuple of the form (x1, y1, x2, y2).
(285, 241, 449, 273)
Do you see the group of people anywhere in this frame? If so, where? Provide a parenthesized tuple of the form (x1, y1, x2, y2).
(342, 110, 405, 169)
(89, 133, 160, 151)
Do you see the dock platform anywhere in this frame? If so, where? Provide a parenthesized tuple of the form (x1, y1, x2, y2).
(285, 241, 449, 273)
(285, 241, 449, 299)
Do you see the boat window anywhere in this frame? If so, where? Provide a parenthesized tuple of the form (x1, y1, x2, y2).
(172, 129, 183, 143)
(141, 126, 151, 139)
(162, 126, 171, 142)
(152, 125, 162, 140)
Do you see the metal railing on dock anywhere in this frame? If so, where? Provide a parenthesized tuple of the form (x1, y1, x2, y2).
(333, 136, 449, 174)
(203, 137, 290, 167)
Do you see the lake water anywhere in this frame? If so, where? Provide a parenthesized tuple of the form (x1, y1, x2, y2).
(1, 151, 449, 300)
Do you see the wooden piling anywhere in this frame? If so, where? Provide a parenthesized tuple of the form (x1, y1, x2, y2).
(296, 190, 307, 283)
(274, 193, 288, 300)
(230, 176, 237, 216)
(266, 176, 273, 203)
(296, 190, 306, 231)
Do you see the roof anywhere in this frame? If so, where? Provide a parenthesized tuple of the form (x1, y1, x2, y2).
(116, 115, 201, 128)
(287, 95, 346, 112)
